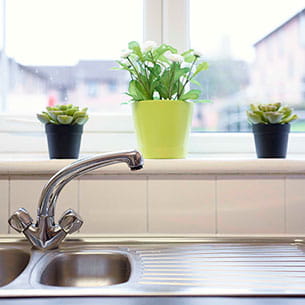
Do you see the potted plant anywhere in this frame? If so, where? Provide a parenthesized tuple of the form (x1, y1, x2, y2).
(116, 41, 209, 159)
(37, 104, 89, 159)
(247, 103, 298, 158)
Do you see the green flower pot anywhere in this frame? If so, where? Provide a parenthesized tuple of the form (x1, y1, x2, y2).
(132, 100, 193, 159)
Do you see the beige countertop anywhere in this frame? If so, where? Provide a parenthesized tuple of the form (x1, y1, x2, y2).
(0, 156, 305, 175)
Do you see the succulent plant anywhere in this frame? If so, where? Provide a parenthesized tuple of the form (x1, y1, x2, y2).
(37, 104, 89, 125)
(247, 103, 298, 125)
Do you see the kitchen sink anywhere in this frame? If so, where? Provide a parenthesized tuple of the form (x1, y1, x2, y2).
(39, 252, 131, 287)
(2, 236, 305, 297)
(0, 248, 30, 287)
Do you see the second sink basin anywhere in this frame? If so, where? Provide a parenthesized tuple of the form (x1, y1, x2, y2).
(39, 251, 131, 287)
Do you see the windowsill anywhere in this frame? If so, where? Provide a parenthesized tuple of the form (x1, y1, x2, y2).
(1, 155, 305, 175)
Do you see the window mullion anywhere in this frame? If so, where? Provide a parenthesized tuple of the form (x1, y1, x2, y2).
(162, 0, 190, 51)
(143, 0, 190, 51)
(143, 0, 163, 43)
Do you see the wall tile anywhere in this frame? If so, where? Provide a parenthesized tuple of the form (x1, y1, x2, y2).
(0, 178, 9, 233)
(148, 175, 216, 233)
(286, 176, 305, 233)
(79, 176, 147, 233)
(217, 176, 285, 234)
(9, 176, 78, 233)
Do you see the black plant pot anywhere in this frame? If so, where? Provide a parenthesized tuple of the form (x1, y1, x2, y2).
(252, 123, 290, 158)
(45, 124, 83, 159)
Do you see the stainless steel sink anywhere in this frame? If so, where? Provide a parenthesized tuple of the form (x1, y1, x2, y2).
(39, 252, 131, 287)
(2, 236, 305, 297)
(0, 248, 30, 287)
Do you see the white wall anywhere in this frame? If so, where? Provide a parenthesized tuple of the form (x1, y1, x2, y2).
(2, 173, 305, 235)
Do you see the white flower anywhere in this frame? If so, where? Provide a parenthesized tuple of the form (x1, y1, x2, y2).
(193, 50, 203, 58)
(142, 40, 157, 52)
(145, 61, 154, 68)
(120, 49, 132, 58)
(166, 53, 184, 63)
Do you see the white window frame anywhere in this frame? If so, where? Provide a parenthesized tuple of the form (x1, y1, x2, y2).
(0, 0, 304, 157)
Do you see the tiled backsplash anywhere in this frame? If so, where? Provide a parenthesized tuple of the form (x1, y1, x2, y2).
(1, 173, 305, 235)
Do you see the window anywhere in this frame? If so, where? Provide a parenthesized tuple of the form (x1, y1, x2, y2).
(1, 0, 305, 156)
(1, 0, 142, 114)
(190, 0, 305, 132)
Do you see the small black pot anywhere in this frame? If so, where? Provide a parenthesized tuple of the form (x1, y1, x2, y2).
(252, 123, 290, 158)
(45, 124, 83, 159)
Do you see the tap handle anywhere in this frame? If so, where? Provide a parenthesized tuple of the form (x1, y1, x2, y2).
(59, 209, 83, 234)
(8, 208, 33, 233)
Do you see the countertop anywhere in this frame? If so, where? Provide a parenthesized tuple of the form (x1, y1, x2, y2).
(0, 156, 305, 175)
(1, 296, 305, 305)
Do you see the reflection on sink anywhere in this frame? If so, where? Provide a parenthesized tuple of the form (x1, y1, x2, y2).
(39, 252, 131, 287)
(0, 249, 30, 287)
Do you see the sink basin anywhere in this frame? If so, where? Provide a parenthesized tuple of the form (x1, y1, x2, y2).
(0, 248, 30, 287)
(39, 252, 131, 287)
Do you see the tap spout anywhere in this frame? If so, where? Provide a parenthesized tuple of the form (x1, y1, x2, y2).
(9, 150, 144, 250)
(38, 150, 144, 218)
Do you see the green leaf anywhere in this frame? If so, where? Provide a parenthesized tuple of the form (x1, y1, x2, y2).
(283, 114, 298, 124)
(184, 55, 196, 63)
(152, 64, 162, 75)
(279, 106, 292, 120)
(153, 44, 177, 61)
(73, 116, 89, 125)
(247, 111, 264, 124)
(128, 41, 143, 59)
(73, 111, 87, 119)
(116, 61, 134, 73)
(36, 113, 50, 124)
(180, 89, 201, 101)
(273, 102, 281, 111)
(173, 67, 190, 81)
(65, 108, 77, 116)
(181, 49, 194, 57)
(42, 111, 53, 120)
(249, 104, 258, 112)
(48, 110, 63, 121)
(156, 80, 169, 99)
(190, 79, 203, 88)
(59, 105, 67, 110)
(128, 80, 139, 99)
(57, 115, 73, 124)
(262, 112, 283, 124)
(163, 44, 178, 54)
(192, 62, 209, 78)
(157, 70, 172, 99)
(121, 100, 133, 105)
(136, 75, 152, 99)
(128, 80, 149, 101)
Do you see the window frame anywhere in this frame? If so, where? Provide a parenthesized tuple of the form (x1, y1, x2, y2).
(0, 0, 304, 157)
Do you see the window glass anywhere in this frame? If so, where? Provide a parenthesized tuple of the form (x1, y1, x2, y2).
(190, 0, 305, 132)
(1, 0, 143, 114)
